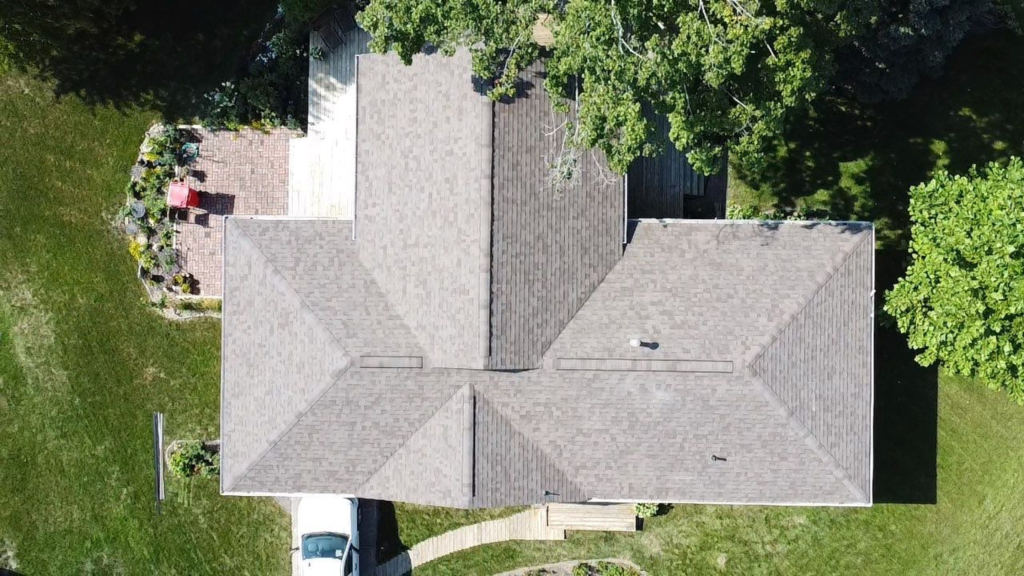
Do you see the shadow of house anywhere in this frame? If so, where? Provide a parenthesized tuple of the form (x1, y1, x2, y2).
(872, 248, 938, 504)
(373, 501, 410, 571)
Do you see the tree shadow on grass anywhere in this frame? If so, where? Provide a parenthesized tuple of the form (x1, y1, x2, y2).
(872, 248, 938, 504)
(733, 30, 1024, 250)
(12, 0, 279, 119)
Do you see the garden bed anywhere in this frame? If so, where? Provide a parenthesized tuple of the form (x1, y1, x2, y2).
(166, 439, 221, 479)
(120, 123, 220, 320)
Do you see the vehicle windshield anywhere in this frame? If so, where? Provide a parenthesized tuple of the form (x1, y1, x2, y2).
(301, 532, 349, 560)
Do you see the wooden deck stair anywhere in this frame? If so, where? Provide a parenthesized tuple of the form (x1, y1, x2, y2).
(546, 503, 638, 532)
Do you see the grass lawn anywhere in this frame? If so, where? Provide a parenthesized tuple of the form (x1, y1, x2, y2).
(414, 31, 1024, 576)
(0, 74, 288, 574)
(391, 503, 525, 549)
(3, 25, 1024, 576)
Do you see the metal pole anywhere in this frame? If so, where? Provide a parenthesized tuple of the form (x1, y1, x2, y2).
(153, 412, 165, 514)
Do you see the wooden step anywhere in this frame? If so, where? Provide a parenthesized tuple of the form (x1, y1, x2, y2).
(546, 503, 637, 532)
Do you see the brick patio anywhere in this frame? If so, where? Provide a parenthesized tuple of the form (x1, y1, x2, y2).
(176, 127, 298, 296)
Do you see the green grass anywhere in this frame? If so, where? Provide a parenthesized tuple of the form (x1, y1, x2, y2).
(392, 503, 525, 548)
(0, 74, 288, 574)
(415, 31, 1024, 576)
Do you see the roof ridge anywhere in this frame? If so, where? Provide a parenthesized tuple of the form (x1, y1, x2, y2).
(746, 368, 868, 503)
(744, 231, 873, 501)
(746, 231, 871, 369)
(356, 383, 471, 494)
(223, 219, 352, 492)
(225, 366, 351, 492)
(474, 389, 588, 501)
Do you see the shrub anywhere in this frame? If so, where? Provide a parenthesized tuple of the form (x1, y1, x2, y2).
(168, 441, 220, 479)
(200, 15, 308, 130)
(634, 502, 660, 519)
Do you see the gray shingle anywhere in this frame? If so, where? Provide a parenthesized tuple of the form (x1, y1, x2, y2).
(751, 231, 874, 498)
(220, 219, 351, 492)
(355, 50, 492, 369)
(489, 61, 623, 369)
(222, 219, 874, 506)
(232, 218, 422, 357)
(475, 370, 858, 504)
(231, 369, 468, 497)
(220, 52, 875, 508)
(545, 221, 869, 364)
(473, 391, 588, 507)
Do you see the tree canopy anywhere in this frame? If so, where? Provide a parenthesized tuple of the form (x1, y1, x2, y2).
(358, 0, 877, 175)
(885, 158, 1024, 403)
(838, 0, 995, 103)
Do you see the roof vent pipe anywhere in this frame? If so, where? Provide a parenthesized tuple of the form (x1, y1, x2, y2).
(629, 338, 642, 348)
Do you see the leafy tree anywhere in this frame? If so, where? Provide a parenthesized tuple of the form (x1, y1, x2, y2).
(280, 0, 345, 23)
(838, 0, 996, 103)
(885, 158, 1024, 403)
(358, 0, 878, 175)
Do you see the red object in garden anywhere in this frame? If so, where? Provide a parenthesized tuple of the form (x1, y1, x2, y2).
(168, 181, 200, 209)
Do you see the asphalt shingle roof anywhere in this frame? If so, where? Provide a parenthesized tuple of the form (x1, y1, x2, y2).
(355, 50, 492, 369)
(220, 53, 875, 507)
(489, 60, 623, 369)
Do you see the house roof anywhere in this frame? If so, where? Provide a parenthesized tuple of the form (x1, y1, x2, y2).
(489, 60, 623, 369)
(222, 216, 874, 506)
(354, 51, 623, 371)
(354, 50, 493, 369)
(220, 52, 874, 507)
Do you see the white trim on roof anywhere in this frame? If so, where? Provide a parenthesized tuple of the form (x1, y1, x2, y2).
(593, 497, 871, 508)
(220, 491, 871, 507)
(868, 225, 876, 504)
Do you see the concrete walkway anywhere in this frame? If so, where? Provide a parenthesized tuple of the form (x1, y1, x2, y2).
(375, 507, 565, 576)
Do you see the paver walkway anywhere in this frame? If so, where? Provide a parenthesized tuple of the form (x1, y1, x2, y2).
(176, 127, 297, 295)
(375, 507, 565, 576)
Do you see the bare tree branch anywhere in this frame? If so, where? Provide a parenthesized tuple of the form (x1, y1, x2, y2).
(610, 0, 645, 58)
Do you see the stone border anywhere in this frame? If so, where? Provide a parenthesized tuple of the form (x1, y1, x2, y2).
(494, 558, 647, 576)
